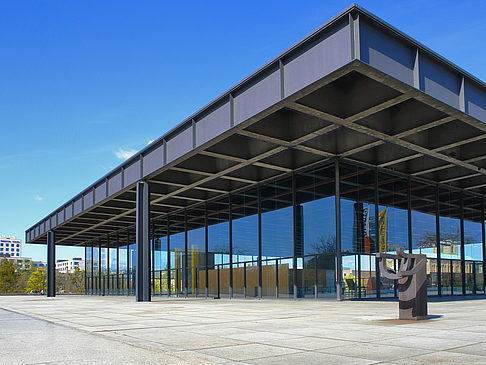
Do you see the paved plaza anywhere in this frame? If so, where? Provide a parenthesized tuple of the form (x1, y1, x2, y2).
(1, 295, 486, 364)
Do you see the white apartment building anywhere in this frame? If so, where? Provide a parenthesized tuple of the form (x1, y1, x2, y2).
(56, 257, 84, 273)
(0, 235, 22, 258)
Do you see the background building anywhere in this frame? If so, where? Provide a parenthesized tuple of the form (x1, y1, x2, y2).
(56, 258, 85, 273)
(0, 235, 22, 258)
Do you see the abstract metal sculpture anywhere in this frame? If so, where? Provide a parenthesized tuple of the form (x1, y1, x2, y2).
(376, 248, 428, 320)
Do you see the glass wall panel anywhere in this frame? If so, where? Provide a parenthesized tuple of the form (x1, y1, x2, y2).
(128, 229, 136, 296)
(378, 172, 409, 254)
(476, 262, 484, 294)
(232, 189, 258, 298)
(463, 194, 482, 294)
(262, 258, 277, 298)
(153, 219, 169, 295)
(427, 259, 439, 295)
(380, 257, 397, 298)
(438, 188, 461, 295)
(261, 177, 293, 298)
(108, 239, 117, 295)
(119, 242, 128, 295)
(100, 247, 107, 295)
(92, 246, 99, 295)
(453, 260, 462, 295)
(411, 183, 436, 256)
(463, 196, 483, 262)
(441, 260, 452, 295)
(438, 189, 462, 261)
(245, 261, 259, 298)
(316, 254, 336, 298)
(342, 254, 359, 298)
(187, 206, 206, 297)
(411, 182, 437, 295)
(340, 164, 376, 298)
(299, 256, 315, 298)
(170, 213, 186, 296)
(465, 261, 475, 294)
(208, 198, 230, 298)
(296, 164, 336, 298)
(296, 165, 336, 255)
(86, 246, 92, 294)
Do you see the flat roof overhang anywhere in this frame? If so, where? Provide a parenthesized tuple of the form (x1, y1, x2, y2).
(26, 5, 486, 246)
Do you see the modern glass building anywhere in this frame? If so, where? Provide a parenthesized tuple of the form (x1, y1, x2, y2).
(26, 5, 486, 301)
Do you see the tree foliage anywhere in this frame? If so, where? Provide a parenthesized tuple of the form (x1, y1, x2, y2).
(68, 266, 84, 292)
(25, 268, 47, 293)
(0, 259, 20, 293)
(310, 234, 336, 254)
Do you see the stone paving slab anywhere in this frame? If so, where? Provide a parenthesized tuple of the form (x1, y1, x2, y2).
(0, 295, 486, 364)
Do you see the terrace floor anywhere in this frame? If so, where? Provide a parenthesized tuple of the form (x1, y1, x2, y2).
(1, 295, 486, 364)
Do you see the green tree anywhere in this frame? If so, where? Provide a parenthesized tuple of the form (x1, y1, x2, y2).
(0, 259, 20, 293)
(16, 260, 35, 293)
(25, 268, 47, 293)
(68, 267, 84, 293)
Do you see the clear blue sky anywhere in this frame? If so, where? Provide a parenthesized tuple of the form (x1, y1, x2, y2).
(1, 0, 485, 261)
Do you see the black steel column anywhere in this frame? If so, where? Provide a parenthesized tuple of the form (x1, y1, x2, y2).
(482, 198, 486, 296)
(229, 193, 233, 298)
(243, 262, 247, 298)
(116, 237, 120, 295)
(473, 262, 477, 295)
(460, 192, 466, 295)
(408, 178, 413, 253)
(184, 210, 188, 297)
(99, 243, 103, 296)
(374, 169, 380, 299)
(167, 217, 171, 296)
(292, 172, 298, 300)
(205, 203, 209, 298)
(257, 185, 262, 299)
(90, 246, 94, 295)
(136, 181, 151, 302)
(275, 258, 279, 298)
(335, 160, 342, 301)
(127, 230, 130, 296)
(151, 222, 155, 294)
(84, 246, 87, 295)
(47, 231, 56, 297)
(450, 260, 454, 295)
(106, 237, 110, 295)
(435, 185, 442, 296)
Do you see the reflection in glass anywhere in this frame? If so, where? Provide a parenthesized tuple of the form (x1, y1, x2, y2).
(92, 246, 99, 295)
(109, 246, 117, 295)
(119, 244, 128, 295)
(207, 198, 229, 298)
(86, 246, 92, 294)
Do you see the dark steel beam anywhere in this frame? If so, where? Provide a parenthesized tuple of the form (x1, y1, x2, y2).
(290, 102, 486, 177)
(383, 134, 486, 167)
(393, 116, 457, 139)
(465, 183, 486, 191)
(439, 173, 482, 184)
(238, 126, 338, 159)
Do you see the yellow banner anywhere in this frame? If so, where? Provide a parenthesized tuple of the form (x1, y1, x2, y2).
(378, 208, 388, 253)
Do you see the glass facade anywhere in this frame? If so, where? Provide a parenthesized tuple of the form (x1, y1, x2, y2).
(232, 188, 259, 298)
(83, 160, 486, 300)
